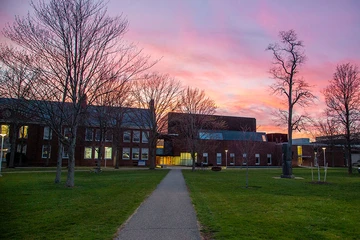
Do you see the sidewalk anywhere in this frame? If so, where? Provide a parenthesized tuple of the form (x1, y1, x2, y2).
(114, 169, 201, 240)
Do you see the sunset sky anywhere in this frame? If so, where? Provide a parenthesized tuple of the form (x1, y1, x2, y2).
(1, 0, 360, 138)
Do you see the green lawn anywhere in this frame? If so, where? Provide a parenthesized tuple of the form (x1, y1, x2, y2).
(0, 169, 169, 240)
(183, 168, 360, 240)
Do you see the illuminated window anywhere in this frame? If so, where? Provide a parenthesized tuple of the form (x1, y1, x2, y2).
(19, 126, 28, 139)
(122, 148, 130, 160)
(141, 148, 148, 160)
(42, 145, 51, 158)
(43, 126, 52, 140)
(216, 153, 222, 165)
(105, 147, 112, 159)
(84, 147, 92, 159)
(132, 148, 139, 160)
(255, 154, 260, 165)
(133, 131, 140, 143)
(94, 147, 99, 159)
(1, 125, 9, 135)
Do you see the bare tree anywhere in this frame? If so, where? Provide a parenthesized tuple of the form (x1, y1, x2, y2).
(235, 129, 263, 188)
(173, 87, 224, 171)
(2, 0, 153, 187)
(323, 63, 360, 174)
(267, 29, 316, 178)
(0, 47, 37, 168)
(130, 73, 182, 169)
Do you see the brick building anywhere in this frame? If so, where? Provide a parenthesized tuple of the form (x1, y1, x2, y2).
(0, 98, 152, 167)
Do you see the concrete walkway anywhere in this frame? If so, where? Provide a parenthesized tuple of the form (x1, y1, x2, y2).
(114, 169, 201, 240)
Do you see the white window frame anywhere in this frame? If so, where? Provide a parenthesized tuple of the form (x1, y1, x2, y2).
(63, 146, 69, 159)
(132, 147, 139, 160)
(133, 131, 140, 143)
(84, 147, 92, 159)
(105, 147, 112, 159)
(43, 126, 52, 140)
(85, 128, 93, 141)
(42, 145, 51, 158)
(267, 154, 272, 165)
(122, 147, 130, 160)
(94, 147, 99, 159)
(230, 153, 235, 165)
(141, 148, 148, 160)
(203, 153, 208, 164)
(255, 154, 260, 165)
(216, 153, 222, 165)
(142, 131, 149, 143)
(243, 153, 247, 165)
(123, 131, 131, 142)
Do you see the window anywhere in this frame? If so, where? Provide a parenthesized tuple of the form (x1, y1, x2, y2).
(123, 131, 131, 142)
(141, 148, 148, 160)
(94, 147, 99, 159)
(17, 144, 26, 154)
(95, 129, 101, 142)
(105, 147, 112, 159)
(255, 154, 260, 165)
(105, 131, 112, 142)
(133, 131, 140, 143)
(63, 146, 69, 159)
(243, 153, 247, 165)
(42, 145, 51, 158)
(267, 154, 272, 165)
(132, 148, 139, 160)
(85, 128, 93, 141)
(64, 127, 71, 139)
(216, 153, 222, 165)
(203, 153, 208, 164)
(230, 153, 235, 165)
(43, 126, 52, 140)
(84, 147, 92, 159)
(1, 125, 9, 135)
(122, 148, 130, 160)
(142, 131, 149, 143)
(19, 126, 28, 139)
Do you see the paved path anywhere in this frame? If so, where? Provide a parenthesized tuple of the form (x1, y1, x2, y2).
(114, 169, 201, 240)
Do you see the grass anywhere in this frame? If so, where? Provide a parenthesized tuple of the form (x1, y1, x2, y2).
(183, 167, 360, 240)
(0, 169, 169, 240)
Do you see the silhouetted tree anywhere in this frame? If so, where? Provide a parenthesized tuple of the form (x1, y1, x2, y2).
(173, 87, 224, 171)
(2, 0, 153, 187)
(267, 29, 316, 178)
(323, 63, 360, 174)
(130, 73, 182, 169)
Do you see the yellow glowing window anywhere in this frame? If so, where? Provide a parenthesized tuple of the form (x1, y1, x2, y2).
(1, 125, 9, 135)
(19, 126, 28, 139)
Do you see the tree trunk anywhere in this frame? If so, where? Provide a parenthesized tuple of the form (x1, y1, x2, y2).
(66, 140, 76, 187)
(191, 150, 196, 172)
(8, 123, 17, 168)
(54, 139, 63, 183)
